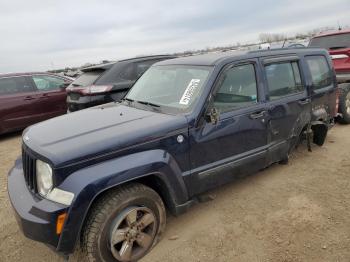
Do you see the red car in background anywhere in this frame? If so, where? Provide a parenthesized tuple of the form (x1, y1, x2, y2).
(309, 29, 350, 124)
(0, 72, 72, 135)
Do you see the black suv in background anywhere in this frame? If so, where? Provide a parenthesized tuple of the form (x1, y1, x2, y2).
(65, 62, 115, 112)
(67, 62, 116, 90)
(66, 55, 176, 112)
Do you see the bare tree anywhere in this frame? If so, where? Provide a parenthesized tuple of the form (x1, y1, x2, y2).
(259, 33, 286, 43)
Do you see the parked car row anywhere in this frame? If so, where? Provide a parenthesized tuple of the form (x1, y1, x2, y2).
(8, 47, 339, 262)
(0, 55, 176, 135)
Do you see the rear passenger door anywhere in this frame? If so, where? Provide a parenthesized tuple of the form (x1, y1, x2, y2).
(31, 75, 68, 120)
(0, 76, 40, 133)
(262, 56, 311, 164)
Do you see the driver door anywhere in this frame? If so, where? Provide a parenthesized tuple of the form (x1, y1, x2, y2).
(185, 60, 269, 196)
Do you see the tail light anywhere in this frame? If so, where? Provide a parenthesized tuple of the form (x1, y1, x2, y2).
(66, 85, 113, 96)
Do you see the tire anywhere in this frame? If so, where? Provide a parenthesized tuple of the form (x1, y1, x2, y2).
(338, 85, 350, 124)
(81, 183, 166, 262)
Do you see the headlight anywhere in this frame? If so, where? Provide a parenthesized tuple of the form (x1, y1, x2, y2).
(36, 159, 75, 206)
(36, 160, 53, 196)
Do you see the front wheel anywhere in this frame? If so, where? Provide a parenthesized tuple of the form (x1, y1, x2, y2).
(81, 183, 166, 262)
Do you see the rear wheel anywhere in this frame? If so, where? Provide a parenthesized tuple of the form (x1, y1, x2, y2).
(338, 85, 350, 124)
(81, 183, 166, 262)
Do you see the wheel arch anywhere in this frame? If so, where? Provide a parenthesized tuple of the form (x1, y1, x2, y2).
(56, 149, 189, 254)
(73, 174, 178, 256)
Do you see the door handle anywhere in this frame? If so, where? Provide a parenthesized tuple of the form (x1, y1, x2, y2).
(298, 98, 310, 105)
(24, 96, 35, 101)
(39, 94, 50, 98)
(250, 110, 266, 119)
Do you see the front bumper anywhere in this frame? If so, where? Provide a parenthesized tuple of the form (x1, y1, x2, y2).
(7, 157, 68, 250)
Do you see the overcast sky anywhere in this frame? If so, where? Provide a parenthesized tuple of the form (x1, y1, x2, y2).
(0, 0, 349, 73)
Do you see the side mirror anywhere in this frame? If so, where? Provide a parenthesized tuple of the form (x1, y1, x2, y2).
(205, 107, 220, 125)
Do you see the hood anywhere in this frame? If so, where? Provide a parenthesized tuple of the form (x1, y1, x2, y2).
(23, 103, 188, 166)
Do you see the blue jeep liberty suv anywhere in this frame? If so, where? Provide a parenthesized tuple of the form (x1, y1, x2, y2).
(8, 48, 337, 262)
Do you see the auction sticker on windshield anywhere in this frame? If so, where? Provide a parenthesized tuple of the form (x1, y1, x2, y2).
(179, 79, 201, 105)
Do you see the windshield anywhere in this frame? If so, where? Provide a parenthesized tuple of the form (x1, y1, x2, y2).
(126, 65, 212, 114)
(309, 33, 350, 49)
(70, 70, 104, 87)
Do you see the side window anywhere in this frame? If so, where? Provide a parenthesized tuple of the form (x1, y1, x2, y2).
(0, 77, 33, 95)
(305, 56, 332, 90)
(32, 75, 65, 91)
(265, 61, 304, 101)
(213, 64, 258, 111)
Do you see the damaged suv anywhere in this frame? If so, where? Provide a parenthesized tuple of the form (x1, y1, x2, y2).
(8, 48, 337, 262)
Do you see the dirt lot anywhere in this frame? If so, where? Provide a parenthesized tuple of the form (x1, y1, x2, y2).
(0, 125, 350, 262)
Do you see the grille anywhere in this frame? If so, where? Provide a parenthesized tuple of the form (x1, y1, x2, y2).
(22, 147, 37, 192)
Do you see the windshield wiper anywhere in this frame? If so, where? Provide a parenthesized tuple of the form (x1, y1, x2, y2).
(122, 97, 134, 102)
(135, 100, 160, 108)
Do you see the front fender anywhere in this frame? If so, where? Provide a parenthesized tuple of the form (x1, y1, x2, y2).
(56, 149, 188, 254)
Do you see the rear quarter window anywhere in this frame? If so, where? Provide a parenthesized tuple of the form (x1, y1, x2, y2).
(305, 56, 332, 90)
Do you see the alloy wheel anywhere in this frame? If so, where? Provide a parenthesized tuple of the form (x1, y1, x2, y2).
(109, 207, 157, 261)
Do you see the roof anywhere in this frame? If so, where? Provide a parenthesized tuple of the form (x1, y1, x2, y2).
(0, 72, 72, 79)
(156, 48, 326, 66)
(157, 51, 248, 66)
(312, 29, 350, 38)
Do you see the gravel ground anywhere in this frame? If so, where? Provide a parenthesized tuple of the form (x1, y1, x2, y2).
(0, 125, 350, 262)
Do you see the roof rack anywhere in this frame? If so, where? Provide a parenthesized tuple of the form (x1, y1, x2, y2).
(248, 47, 310, 54)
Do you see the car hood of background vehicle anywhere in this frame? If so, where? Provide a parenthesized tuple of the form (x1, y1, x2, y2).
(23, 103, 188, 166)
